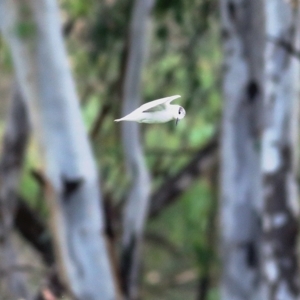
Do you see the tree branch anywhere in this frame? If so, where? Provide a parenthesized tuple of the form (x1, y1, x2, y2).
(14, 196, 54, 265)
(149, 136, 219, 218)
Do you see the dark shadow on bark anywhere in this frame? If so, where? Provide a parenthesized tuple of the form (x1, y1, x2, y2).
(0, 84, 31, 299)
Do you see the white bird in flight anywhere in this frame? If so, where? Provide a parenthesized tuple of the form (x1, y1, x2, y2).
(114, 95, 186, 125)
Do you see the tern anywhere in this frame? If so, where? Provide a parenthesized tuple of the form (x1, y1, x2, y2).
(114, 95, 186, 125)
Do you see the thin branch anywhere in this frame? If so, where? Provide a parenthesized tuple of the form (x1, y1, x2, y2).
(145, 232, 181, 257)
(149, 136, 219, 218)
(89, 103, 111, 139)
(14, 196, 54, 265)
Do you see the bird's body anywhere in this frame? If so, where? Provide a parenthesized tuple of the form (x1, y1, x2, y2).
(116, 108, 175, 123)
(115, 95, 186, 124)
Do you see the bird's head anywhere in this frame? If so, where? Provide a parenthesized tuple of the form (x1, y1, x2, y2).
(172, 105, 186, 125)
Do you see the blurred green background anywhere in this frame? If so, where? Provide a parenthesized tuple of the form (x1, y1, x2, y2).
(0, 0, 221, 299)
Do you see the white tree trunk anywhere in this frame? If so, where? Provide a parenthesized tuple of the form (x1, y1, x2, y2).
(261, 1, 300, 298)
(120, 0, 154, 298)
(0, 1, 116, 299)
(219, 1, 264, 299)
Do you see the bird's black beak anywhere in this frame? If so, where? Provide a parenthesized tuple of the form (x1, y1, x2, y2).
(175, 118, 179, 126)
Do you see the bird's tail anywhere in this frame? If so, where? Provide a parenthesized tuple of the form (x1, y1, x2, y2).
(114, 116, 133, 122)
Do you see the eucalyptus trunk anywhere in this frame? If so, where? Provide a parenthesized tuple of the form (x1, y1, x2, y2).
(261, 1, 300, 298)
(120, 0, 154, 298)
(219, 0, 264, 299)
(0, 1, 116, 299)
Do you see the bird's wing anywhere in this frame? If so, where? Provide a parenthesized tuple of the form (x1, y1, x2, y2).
(141, 104, 166, 113)
(138, 95, 181, 112)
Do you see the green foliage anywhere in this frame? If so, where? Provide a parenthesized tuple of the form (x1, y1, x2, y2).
(0, 37, 13, 71)
(82, 94, 100, 129)
(145, 179, 218, 299)
(61, 0, 96, 18)
(88, 1, 131, 56)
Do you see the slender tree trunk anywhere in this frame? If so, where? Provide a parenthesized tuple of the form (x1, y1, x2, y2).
(219, 0, 264, 299)
(261, 1, 300, 299)
(120, 0, 154, 299)
(0, 84, 31, 300)
(0, 1, 116, 299)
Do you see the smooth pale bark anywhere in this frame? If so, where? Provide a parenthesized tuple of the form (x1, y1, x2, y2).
(261, 1, 300, 299)
(0, 84, 31, 300)
(0, 1, 116, 299)
(219, 1, 264, 299)
(120, 0, 154, 298)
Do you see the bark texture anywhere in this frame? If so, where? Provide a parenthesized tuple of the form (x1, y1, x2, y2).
(120, 0, 154, 298)
(219, 0, 264, 299)
(261, 1, 300, 298)
(0, 84, 31, 300)
(0, 1, 116, 299)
